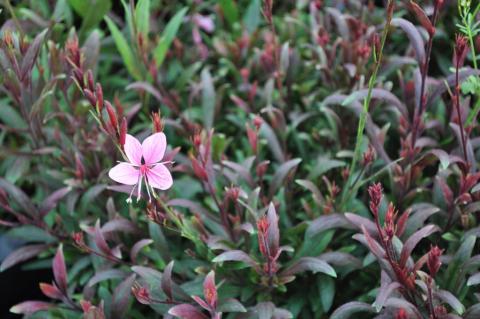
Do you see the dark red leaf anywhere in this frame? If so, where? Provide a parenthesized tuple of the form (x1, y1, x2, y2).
(266, 203, 279, 258)
(20, 29, 48, 79)
(111, 273, 136, 319)
(10, 301, 53, 314)
(161, 261, 174, 300)
(39, 283, 63, 300)
(400, 225, 439, 267)
(168, 304, 208, 319)
(53, 245, 68, 293)
(1, 244, 47, 271)
(39, 187, 71, 216)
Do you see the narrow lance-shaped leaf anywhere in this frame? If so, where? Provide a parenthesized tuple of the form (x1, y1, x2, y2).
(168, 304, 208, 319)
(10, 301, 53, 315)
(53, 244, 68, 293)
(266, 203, 280, 258)
(281, 257, 336, 277)
(104, 16, 142, 80)
(1, 244, 48, 271)
(111, 274, 136, 319)
(269, 158, 302, 197)
(154, 7, 188, 67)
(161, 260, 174, 300)
(21, 29, 48, 79)
(400, 225, 439, 267)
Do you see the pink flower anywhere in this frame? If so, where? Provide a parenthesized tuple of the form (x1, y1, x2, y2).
(109, 133, 173, 202)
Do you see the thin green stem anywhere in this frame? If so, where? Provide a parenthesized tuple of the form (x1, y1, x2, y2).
(348, 1, 393, 183)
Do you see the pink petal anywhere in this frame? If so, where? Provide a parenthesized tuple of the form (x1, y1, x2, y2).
(141, 132, 167, 165)
(108, 163, 140, 185)
(146, 164, 173, 190)
(124, 134, 142, 165)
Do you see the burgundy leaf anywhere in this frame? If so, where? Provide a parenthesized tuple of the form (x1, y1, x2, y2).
(130, 239, 153, 263)
(400, 225, 439, 267)
(396, 210, 410, 237)
(53, 244, 68, 293)
(161, 260, 174, 300)
(0, 177, 38, 217)
(10, 301, 53, 314)
(111, 273, 136, 319)
(306, 214, 354, 238)
(391, 18, 425, 65)
(94, 220, 113, 257)
(39, 187, 71, 216)
(373, 281, 401, 311)
(87, 269, 128, 287)
(330, 301, 375, 319)
(212, 250, 258, 269)
(39, 283, 63, 300)
(1, 244, 47, 271)
(345, 213, 378, 236)
(435, 290, 465, 315)
(203, 271, 217, 309)
(357, 225, 385, 259)
(20, 29, 48, 79)
(266, 203, 280, 258)
(317, 252, 362, 269)
(168, 304, 208, 319)
(281, 257, 336, 277)
(269, 158, 302, 197)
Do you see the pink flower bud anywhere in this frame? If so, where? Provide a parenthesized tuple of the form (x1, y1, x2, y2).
(105, 101, 118, 130)
(368, 183, 383, 217)
(95, 83, 103, 111)
(427, 245, 443, 277)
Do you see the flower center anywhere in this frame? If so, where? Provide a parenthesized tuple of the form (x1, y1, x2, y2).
(140, 164, 149, 175)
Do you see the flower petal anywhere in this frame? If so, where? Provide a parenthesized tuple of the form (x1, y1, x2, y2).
(124, 134, 142, 165)
(146, 164, 173, 190)
(108, 163, 140, 185)
(142, 132, 167, 164)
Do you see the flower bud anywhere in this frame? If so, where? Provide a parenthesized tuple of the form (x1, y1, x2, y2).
(105, 101, 118, 130)
(427, 245, 443, 277)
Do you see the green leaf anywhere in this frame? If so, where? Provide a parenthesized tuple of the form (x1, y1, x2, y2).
(319, 276, 335, 312)
(83, 0, 111, 31)
(104, 16, 142, 80)
(6, 226, 57, 244)
(135, 0, 150, 38)
(0, 102, 27, 129)
(201, 68, 216, 130)
(308, 157, 346, 179)
(243, 0, 261, 33)
(154, 7, 188, 67)
(219, 0, 239, 27)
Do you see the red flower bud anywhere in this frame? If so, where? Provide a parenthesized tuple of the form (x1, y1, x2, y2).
(95, 83, 103, 111)
(83, 89, 96, 107)
(151, 112, 163, 133)
(368, 183, 383, 217)
(395, 309, 408, 319)
(119, 117, 127, 147)
(86, 70, 95, 92)
(246, 123, 258, 153)
(132, 283, 151, 305)
(190, 156, 208, 181)
(105, 101, 118, 130)
(427, 245, 443, 277)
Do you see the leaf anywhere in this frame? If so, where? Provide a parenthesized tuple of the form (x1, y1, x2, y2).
(78, 0, 111, 32)
(10, 301, 53, 314)
(161, 261, 174, 300)
(344, 213, 378, 236)
(201, 68, 216, 130)
(1, 244, 47, 271)
(325, 8, 350, 40)
(295, 179, 324, 205)
(306, 214, 353, 238)
(87, 269, 128, 287)
(111, 273, 136, 319)
(135, 0, 150, 38)
(0, 104, 27, 129)
(308, 157, 345, 180)
(243, 0, 261, 33)
(330, 302, 375, 319)
(79, 184, 106, 213)
(217, 298, 247, 313)
(319, 276, 335, 312)
(400, 225, 439, 267)
(105, 16, 142, 80)
(435, 290, 465, 314)
(39, 187, 71, 216)
(373, 281, 401, 311)
(6, 225, 57, 244)
(465, 304, 480, 319)
(467, 272, 480, 286)
(269, 158, 302, 197)
(21, 29, 48, 80)
(130, 239, 153, 263)
(154, 7, 188, 67)
(53, 245, 68, 292)
(259, 121, 285, 162)
(126, 82, 162, 102)
(281, 257, 336, 277)
(168, 304, 208, 319)
(266, 203, 280, 257)
(94, 220, 113, 257)
(391, 18, 425, 65)
(0, 177, 38, 217)
(219, 0, 239, 27)
(212, 250, 258, 268)
(318, 252, 362, 269)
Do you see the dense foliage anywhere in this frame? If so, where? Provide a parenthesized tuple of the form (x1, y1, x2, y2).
(2, 0, 480, 318)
